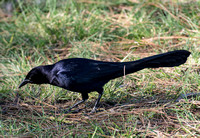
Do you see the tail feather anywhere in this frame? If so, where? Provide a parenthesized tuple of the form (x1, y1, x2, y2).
(124, 50, 190, 74)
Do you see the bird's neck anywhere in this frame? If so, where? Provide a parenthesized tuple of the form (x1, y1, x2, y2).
(39, 65, 54, 84)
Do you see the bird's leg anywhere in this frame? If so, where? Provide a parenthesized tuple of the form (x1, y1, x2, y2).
(67, 99, 86, 111)
(64, 93, 88, 113)
(90, 90, 103, 113)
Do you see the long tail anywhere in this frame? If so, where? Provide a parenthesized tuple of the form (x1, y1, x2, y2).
(124, 50, 190, 74)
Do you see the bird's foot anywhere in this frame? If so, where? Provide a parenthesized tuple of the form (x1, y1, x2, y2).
(175, 92, 200, 102)
(63, 108, 83, 114)
(63, 109, 71, 114)
(50, 108, 72, 114)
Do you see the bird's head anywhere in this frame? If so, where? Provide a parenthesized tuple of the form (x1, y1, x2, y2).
(19, 66, 47, 88)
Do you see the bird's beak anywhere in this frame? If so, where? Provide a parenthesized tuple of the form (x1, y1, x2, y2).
(18, 79, 30, 88)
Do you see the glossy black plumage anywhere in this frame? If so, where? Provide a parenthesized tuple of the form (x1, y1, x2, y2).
(19, 50, 190, 113)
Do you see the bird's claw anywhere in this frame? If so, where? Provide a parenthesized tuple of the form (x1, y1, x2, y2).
(63, 109, 71, 114)
(50, 108, 71, 114)
(64, 108, 83, 114)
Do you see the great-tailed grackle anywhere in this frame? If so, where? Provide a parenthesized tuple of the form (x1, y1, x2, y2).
(19, 50, 190, 113)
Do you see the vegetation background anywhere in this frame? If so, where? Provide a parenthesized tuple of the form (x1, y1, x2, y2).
(0, 0, 200, 137)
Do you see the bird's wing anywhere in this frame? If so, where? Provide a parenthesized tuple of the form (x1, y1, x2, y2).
(67, 62, 124, 84)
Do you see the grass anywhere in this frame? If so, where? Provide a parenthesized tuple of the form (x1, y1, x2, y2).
(0, 0, 200, 137)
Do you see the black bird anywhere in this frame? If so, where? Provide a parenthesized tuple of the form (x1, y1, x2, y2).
(19, 50, 190, 113)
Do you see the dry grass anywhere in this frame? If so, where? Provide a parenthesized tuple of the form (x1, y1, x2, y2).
(1, 93, 200, 137)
